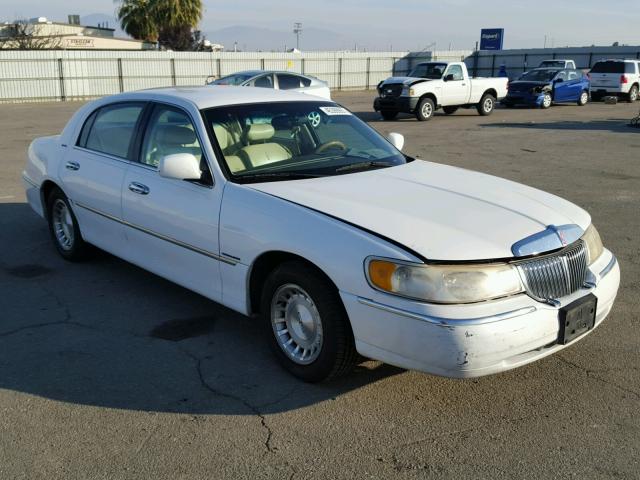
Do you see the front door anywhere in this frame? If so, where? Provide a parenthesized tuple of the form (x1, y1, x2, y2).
(121, 103, 224, 301)
(59, 102, 146, 257)
(441, 64, 468, 106)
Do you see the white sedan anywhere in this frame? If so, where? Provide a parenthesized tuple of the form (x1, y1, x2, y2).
(206, 70, 331, 100)
(22, 86, 620, 382)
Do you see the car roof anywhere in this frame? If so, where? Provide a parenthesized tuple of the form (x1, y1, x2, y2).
(101, 85, 330, 110)
(225, 70, 310, 77)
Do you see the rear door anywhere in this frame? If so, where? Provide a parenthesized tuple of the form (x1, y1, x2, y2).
(120, 102, 225, 301)
(60, 102, 145, 256)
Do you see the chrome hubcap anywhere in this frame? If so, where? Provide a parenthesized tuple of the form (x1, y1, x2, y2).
(631, 88, 638, 101)
(543, 95, 552, 107)
(421, 102, 432, 118)
(484, 97, 493, 112)
(581, 92, 588, 104)
(52, 199, 74, 251)
(271, 284, 323, 365)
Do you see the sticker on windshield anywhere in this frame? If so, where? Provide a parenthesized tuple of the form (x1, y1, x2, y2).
(319, 106, 352, 116)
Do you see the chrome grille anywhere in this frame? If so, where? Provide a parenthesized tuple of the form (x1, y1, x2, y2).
(516, 241, 588, 301)
(380, 84, 403, 98)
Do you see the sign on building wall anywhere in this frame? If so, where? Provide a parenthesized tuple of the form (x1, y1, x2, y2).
(64, 37, 95, 48)
(480, 29, 504, 50)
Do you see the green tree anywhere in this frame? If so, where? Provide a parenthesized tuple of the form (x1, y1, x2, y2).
(116, 0, 158, 42)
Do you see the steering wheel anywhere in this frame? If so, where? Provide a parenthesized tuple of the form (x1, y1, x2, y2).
(315, 140, 347, 154)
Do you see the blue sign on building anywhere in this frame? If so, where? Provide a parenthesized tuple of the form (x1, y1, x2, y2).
(480, 29, 504, 50)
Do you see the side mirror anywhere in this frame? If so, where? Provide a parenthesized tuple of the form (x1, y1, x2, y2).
(387, 132, 404, 151)
(444, 74, 455, 82)
(205, 75, 216, 85)
(159, 153, 201, 181)
(554, 78, 564, 83)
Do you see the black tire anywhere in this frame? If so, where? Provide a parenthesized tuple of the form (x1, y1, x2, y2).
(627, 84, 639, 103)
(380, 110, 398, 121)
(442, 106, 459, 115)
(541, 92, 552, 109)
(46, 187, 91, 261)
(477, 93, 496, 116)
(260, 261, 358, 382)
(577, 89, 589, 106)
(415, 97, 435, 121)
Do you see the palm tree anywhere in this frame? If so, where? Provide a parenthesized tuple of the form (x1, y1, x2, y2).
(151, 0, 203, 29)
(115, 0, 158, 42)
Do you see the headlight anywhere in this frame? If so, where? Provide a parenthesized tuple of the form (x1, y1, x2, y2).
(582, 224, 604, 265)
(366, 258, 523, 304)
(401, 86, 415, 96)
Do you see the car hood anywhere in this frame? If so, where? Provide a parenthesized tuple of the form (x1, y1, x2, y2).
(508, 80, 551, 92)
(247, 161, 590, 261)
(380, 76, 431, 87)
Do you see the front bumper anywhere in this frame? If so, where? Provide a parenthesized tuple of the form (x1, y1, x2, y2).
(341, 249, 620, 378)
(502, 92, 546, 107)
(374, 96, 420, 113)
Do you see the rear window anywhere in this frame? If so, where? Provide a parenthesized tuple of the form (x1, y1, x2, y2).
(591, 61, 636, 74)
(277, 74, 302, 90)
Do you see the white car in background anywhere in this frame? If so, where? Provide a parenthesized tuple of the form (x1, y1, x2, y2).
(22, 87, 619, 382)
(589, 59, 640, 102)
(206, 70, 331, 99)
(539, 59, 576, 69)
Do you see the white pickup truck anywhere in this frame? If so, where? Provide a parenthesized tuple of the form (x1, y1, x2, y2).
(374, 61, 508, 121)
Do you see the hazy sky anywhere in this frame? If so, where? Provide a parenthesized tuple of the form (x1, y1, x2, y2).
(3, 0, 639, 50)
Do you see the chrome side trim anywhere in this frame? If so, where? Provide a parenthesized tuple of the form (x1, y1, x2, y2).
(599, 255, 617, 278)
(22, 173, 38, 188)
(74, 201, 236, 266)
(356, 297, 537, 327)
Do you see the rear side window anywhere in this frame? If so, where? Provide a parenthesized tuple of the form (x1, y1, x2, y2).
(300, 76, 312, 87)
(277, 74, 302, 90)
(79, 103, 145, 159)
(591, 61, 629, 74)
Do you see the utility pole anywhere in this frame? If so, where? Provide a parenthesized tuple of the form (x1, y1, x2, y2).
(293, 22, 302, 50)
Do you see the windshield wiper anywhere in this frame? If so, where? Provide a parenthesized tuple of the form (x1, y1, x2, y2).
(234, 171, 323, 182)
(334, 161, 392, 173)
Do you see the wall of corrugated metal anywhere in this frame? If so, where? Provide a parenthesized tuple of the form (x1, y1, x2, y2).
(2, 47, 639, 103)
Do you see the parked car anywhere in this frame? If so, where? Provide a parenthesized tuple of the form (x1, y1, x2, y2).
(539, 59, 576, 69)
(23, 87, 619, 382)
(374, 61, 508, 121)
(502, 68, 590, 108)
(206, 70, 331, 99)
(589, 59, 640, 102)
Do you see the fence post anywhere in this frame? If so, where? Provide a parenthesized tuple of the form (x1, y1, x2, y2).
(117, 58, 124, 92)
(366, 57, 371, 90)
(472, 50, 479, 77)
(552, 52, 557, 59)
(57, 58, 66, 101)
(260, 58, 265, 70)
(216, 58, 221, 78)
(301, 57, 305, 75)
(170, 58, 176, 86)
(523, 53, 528, 72)
(588, 52, 593, 69)
(338, 57, 343, 90)
(391, 57, 396, 76)
(490, 54, 496, 76)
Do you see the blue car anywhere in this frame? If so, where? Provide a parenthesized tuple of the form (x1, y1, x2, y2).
(502, 68, 590, 108)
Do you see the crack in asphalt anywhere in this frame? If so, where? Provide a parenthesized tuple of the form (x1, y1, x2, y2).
(555, 355, 640, 401)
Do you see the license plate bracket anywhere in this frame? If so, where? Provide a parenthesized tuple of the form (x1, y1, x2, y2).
(558, 294, 597, 345)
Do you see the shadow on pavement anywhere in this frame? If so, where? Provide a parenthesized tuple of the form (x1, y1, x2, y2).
(0, 202, 404, 416)
(481, 118, 636, 133)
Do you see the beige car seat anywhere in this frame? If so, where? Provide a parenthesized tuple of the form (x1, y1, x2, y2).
(213, 123, 246, 173)
(239, 124, 292, 168)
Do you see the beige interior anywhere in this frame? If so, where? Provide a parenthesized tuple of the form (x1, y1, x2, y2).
(239, 124, 291, 168)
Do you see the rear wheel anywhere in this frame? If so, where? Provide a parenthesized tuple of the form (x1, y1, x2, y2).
(577, 90, 589, 106)
(380, 110, 398, 121)
(628, 85, 639, 103)
(261, 261, 358, 382)
(442, 106, 459, 115)
(477, 94, 496, 116)
(46, 187, 90, 261)
(541, 92, 552, 109)
(416, 97, 435, 121)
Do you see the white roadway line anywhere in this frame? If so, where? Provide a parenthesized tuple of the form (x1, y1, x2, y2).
(0, 195, 15, 200)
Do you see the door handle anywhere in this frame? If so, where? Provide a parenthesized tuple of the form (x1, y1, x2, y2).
(128, 182, 150, 195)
(65, 161, 80, 171)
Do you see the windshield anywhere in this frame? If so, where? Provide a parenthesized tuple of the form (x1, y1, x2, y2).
(519, 69, 558, 82)
(408, 63, 448, 79)
(203, 101, 406, 182)
(211, 73, 256, 86)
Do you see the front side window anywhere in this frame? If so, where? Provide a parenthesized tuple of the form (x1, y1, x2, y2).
(277, 74, 302, 90)
(140, 105, 203, 168)
(445, 64, 464, 81)
(203, 101, 406, 182)
(211, 73, 256, 86)
(252, 74, 274, 88)
(80, 103, 144, 158)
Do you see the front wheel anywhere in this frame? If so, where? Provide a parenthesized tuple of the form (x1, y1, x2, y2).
(577, 90, 589, 106)
(261, 261, 358, 382)
(477, 94, 496, 116)
(628, 85, 639, 103)
(46, 187, 91, 261)
(541, 92, 552, 109)
(416, 97, 435, 121)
